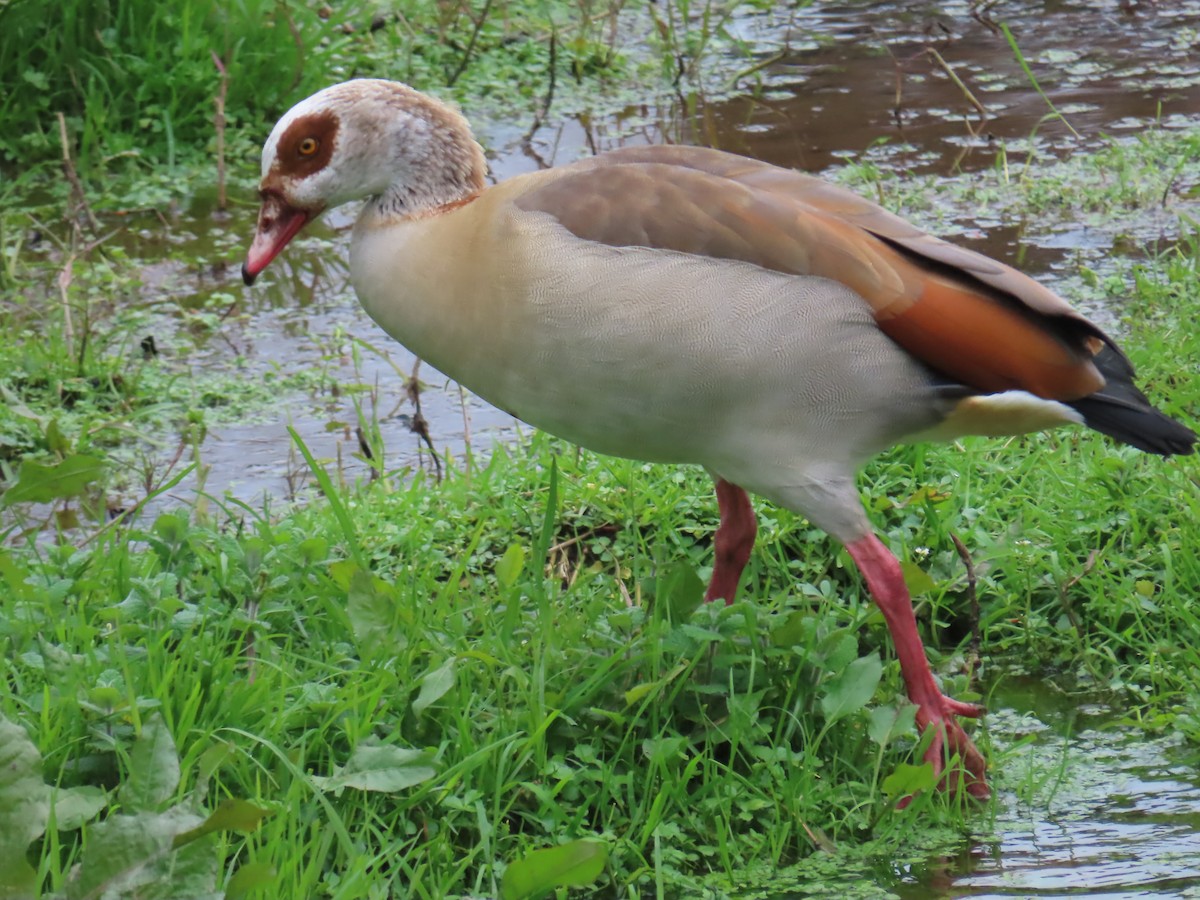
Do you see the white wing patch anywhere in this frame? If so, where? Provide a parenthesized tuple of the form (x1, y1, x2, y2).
(914, 390, 1084, 443)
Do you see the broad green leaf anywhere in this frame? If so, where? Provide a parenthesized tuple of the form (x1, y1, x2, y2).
(225, 861, 277, 900)
(298, 537, 328, 565)
(44, 418, 71, 456)
(867, 702, 918, 747)
(65, 810, 181, 900)
(495, 544, 526, 588)
(500, 839, 608, 900)
(818, 630, 858, 672)
(118, 715, 180, 812)
(346, 569, 406, 656)
(152, 511, 187, 545)
(51, 785, 108, 830)
(144, 826, 220, 900)
(0, 717, 48, 897)
(313, 743, 436, 794)
(654, 561, 705, 622)
(412, 657, 457, 715)
(241, 537, 267, 578)
(2, 453, 104, 506)
(461, 649, 503, 667)
(725, 689, 764, 738)
(624, 681, 658, 707)
(624, 662, 688, 708)
(38, 635, 85, 683)
(882, 761, 937, 799)
(327, 559, 359, 591)
(0, 552, 32, 599)
(678, 623, 724, 644)
(0, 720, 49, 838)
(0, 853, 37, 900)
(173, 799, 270, 849)
(770, 610, 812, 648)
(641, 736, 687, 767)
(21, 68, 49, 90)
(900, 560, 937, 596)
(819, 653, 882, 723)
(195, 742, 234, 800)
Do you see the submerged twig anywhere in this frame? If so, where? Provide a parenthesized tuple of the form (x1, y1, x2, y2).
(729, 50, 786, 90)
(211, 52, 230, 212)
(1058, 548, 1100, 636)
(868, 26, 905, 129)
(458, 383, 472, 459)
(925, 48, 988, 136)
(56, 112, 98, 232)
(406, 359, 442, 482)
(969, 0, 1002, 35)
(523, 29, 558, 145)
(949, 531, 980, 658)
(447, 0, 496, 87)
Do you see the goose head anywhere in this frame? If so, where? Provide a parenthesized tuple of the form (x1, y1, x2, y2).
(242, 79, 487, 285)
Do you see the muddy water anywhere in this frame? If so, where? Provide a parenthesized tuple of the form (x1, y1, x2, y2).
(110, 200, 521, 512)
(698, 0, 1200, 178)
(500, 0, 1200, 177)
(886, 677, 1200, 899)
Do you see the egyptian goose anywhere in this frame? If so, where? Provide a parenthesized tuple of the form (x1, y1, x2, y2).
(243, 79, 1196, 801)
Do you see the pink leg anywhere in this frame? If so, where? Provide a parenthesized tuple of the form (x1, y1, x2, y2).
(845, 533, 989, 802)
(705, 479, 757, 605)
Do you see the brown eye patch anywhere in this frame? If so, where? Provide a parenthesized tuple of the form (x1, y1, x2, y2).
(271, 110, 338, 179)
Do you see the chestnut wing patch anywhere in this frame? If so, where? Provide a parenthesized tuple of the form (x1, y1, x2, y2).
(516, 158, 1105, 400)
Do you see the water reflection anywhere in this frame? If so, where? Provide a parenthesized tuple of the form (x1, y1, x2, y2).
(689, 0, 1200, 176)
(891, 680, 1200, 899)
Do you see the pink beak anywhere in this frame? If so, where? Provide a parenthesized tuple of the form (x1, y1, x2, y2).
(242, 193, 314, 285)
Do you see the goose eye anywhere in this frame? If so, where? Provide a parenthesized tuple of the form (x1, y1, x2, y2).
(298, 137, 319, 156)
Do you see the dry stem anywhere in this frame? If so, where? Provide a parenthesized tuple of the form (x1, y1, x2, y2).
(56, 112, 98, 231)
(211, 52, 230, 211)
(925, 48, 988, 136)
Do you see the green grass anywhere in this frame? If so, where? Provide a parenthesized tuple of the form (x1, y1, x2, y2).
(838, 127, 1200, 239)
(0, 0, 339, 169)
(0, 0, 750, 184)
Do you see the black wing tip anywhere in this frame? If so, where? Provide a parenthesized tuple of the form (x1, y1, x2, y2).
(1069, 395, 1197, 457)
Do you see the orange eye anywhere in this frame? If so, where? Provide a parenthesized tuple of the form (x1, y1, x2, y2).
(298, 137, 319, 156)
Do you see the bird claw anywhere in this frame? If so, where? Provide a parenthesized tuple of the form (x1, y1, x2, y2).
(898, 692, 989, 808)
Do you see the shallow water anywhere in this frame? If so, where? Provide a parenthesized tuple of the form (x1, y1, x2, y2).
(699, 0, 1200, 176)
(887, 677, 1200, 899)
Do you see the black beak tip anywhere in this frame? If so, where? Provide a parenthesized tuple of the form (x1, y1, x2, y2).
(242, 263, 257, 287)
